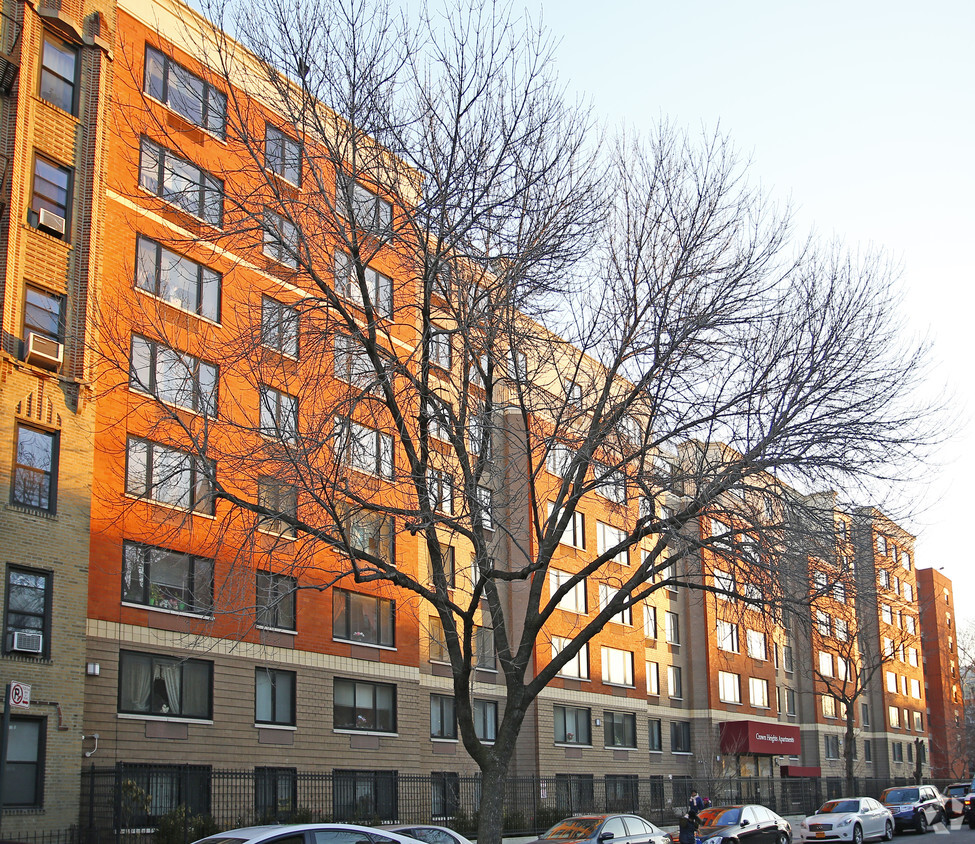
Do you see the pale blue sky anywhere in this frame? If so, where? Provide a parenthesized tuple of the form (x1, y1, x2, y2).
(517, 1, 975, 622)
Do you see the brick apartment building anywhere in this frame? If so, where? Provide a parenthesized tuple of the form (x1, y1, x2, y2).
(0, 0, 949, 834)
(916, 567, 965, 778)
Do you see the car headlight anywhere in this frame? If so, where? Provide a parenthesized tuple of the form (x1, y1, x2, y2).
(703, 836, 723, 844)
(799, 822, 808, 829)
(837, 819, 854, 828)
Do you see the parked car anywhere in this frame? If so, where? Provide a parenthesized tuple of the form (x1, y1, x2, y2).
(798, 797, 894, 844)
(528, 814, 671, 844)
(878, 785, 944, 833)
(691, 805, 792, 844)
(384, 826, 475, 844)
(961, 776, 975, 830)
(194, 824, 424, 844)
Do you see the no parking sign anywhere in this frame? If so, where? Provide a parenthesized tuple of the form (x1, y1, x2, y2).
(8, 681, 30, 709)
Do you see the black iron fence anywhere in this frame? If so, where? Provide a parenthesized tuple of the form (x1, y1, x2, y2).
(6, 768, 962, 844)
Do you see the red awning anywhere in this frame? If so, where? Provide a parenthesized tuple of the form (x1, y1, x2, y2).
(719, 720, 801, 755)
(781, 765, 822, 778)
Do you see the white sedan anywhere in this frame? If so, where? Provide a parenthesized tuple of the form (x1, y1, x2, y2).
(799, 798, 894, 844)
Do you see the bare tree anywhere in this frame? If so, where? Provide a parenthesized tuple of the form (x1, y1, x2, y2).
(97, 0, 938, 841)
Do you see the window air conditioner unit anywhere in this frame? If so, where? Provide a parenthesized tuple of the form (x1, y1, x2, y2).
(24, 332, 64, 371)
(12, 631, 43, 654)
(37, 208, 66, 238)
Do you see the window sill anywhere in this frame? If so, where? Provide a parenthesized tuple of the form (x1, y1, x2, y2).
(260, 343, 299, 362)
(123, 493, 216, 520)
(333, 728, 397, 737)
(133, 287, 223, 328)
(557, 675, 590, 682)
(431, 737, 459, 743)
(121, 601, 213, 620)
(254, 722, 296, 731)
(118, 713, 213, 725)
(256, 527, 297, 541)
(671, 751, 693, 756)
(605, 745, 637, 751)
(554, 742, 592, 749)
(4, 503, 58, 520)
(334, 637, 396, 651)
(256, 624, 296, 635)
(649, 750, 663, 755)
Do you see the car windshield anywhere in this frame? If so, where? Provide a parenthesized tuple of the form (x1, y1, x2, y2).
(947, 787, 967, 797)
(699, 808, 741, 826)
(542, 819, 601, 840)
(820, 801, 860, 815)
(883, 789, 919, 803)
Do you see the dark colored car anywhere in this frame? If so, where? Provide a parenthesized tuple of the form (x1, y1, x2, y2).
(693, 805, 792, 844)
(943, 783, 970, 820)
(528, 814, 670, 844)
(878, 786, 944, 833)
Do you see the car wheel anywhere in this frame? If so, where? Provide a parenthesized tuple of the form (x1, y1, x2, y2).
(914, 814, 928, 835)
(883, 821, 894, 841)
(852, 825, 862, 844)
(778, 833, 789, 844)
(968, 816, 975, 831)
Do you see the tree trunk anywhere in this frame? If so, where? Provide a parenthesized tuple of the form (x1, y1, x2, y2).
(476, 759, 512, 844)
(844, 707, 856, 794)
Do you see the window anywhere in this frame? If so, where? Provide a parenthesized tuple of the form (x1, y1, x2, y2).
(255, 668, 295, 726)
(2, 717, 45, 807)
(130, 335, 218, 416)
(255, 767, 297, 820)
(12, 424, 58, 512)
(550, 569, 586, 613)
(746, 629, 767, 660)
(718, 671, 741, 704)
(822, 695, 837, 718)
(333, 678, 396, 732)
(671, 720, 691, 753)
(594, 465, 626, 505)
(475, 486, 493, 530)
(23, 285, 64, 344)
(902, 551, 911, 571)
(473, 698, 497, 742)
(118, 650, 212, 718)
(428, 329, 452, 370)
(565, 379, 583, 406)
(601, 647, 634, 687)
(342, 508, 394, 565)
(881, 604, 892, 624)
(136, 235, 221, 321)
(555, 774, 594, 814)
(910, 678, 921, 699)
(877, 534, 887, 555)
(431, 694, 456, 739)
(812, 571, 827, 591)
(468, 405, 493, 458)
(648, 718, 662, 751)
(265, 125, 301, 185)
(39, 34, 78, 113)
(818, 651, 833, 677)
(144, 45, 226, 136)
(783, 644, 794, 673)
(604, 711, 636, 748)
(262, 297, 299, 357)
(333, 418, 394, 478)
(336, 175, 392, 236)
(664, 610, 681, 645)
(863, 738, 872, 762)
(644, 604, 657, 639)
(332, 588, 394, 647)
(908, 647, 918, 667)
(546, 443, 576, 477)
(255, 571, 296, 630)
(3, 567, 51, 657)
(878, 568, 890, 590)
(31, 154, 71, 236)
(263, 209, 298, 268)
(473, 625, 495, 670)
(548, 502, 585, 549)
(259, 385, 298, 440)
(834, 618, 849, 642)
(667, 665, 683, 699)
(785, 687, 796, 716)
(888, 706, 900, 728)
(333, 770, 397, 822)
(122, 542, 213, 615)
(892, 742, 903, 762)
(886, 671, 897, 693)
(646, 661, 659, 695)
(552, 637, 588, 679)
(833, 582, 846, 603)
(139, 138, 223, 226)
(749, 677, 769, 708)
(913, 710, 922, 730)
(599, 583, 631, 625)
(334, 250, 393, 317)
(717, 619, 739, 653)
(904, 615, 916, 635)
(816, 610, 832, 637)
(825, 735, 840, 759)
(714, 569, 734, 599)
(837, 657, 849, 681)
(554, 704, 591, 745)
(596, 521, 628, 565)
(426, 469, 454, 515)
(431, 772, 459, 819)
(125, 437, 214, 514)
(257, 479, 298, 537)
(120, 764, 211, 825)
